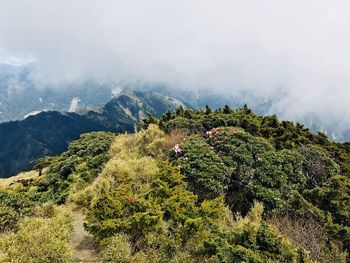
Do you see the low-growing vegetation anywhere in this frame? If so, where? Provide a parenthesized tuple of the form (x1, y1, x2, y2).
(77, 126, 311, 262)
(0, 203, 74, 263)
(0, 105, 349, 262)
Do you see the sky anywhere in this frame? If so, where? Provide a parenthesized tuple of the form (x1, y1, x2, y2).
(0, 0, 350, 131)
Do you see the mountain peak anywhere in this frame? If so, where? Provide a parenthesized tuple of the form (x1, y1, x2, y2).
(0, 91, 183, 178)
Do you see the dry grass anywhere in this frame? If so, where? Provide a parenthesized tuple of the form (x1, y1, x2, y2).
(70, 126, 162, 207)
(0, 170, 40, 188)
(163, 128, 187, 150)
(0, 204, 74, 262)
(269, 215, 329, 262)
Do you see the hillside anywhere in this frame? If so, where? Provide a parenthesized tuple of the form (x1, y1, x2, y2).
(0, 91, 184, 178)
(0, 105, 349, 262)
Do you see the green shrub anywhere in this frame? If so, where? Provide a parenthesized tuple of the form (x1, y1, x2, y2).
(172, 135, 229, 200)
(35, 131, 114, 204)
(0, 205, 18, 232)
(304, 175, 350, 226)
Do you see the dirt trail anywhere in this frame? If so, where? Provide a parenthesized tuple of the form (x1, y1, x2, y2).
(71, 208, 102, 263)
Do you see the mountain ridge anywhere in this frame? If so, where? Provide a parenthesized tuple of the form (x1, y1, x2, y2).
(0, 90, 183, 178)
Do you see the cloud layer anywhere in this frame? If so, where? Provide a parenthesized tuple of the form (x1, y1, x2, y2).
(0, 0, 350, 129)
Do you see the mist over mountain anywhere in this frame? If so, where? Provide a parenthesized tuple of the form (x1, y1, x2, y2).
(1, 63, 349, 142)
(1, 1, 350, 140)
(0, 63, 120, 122)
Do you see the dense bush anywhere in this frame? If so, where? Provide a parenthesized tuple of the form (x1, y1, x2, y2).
(153, 108, 350, 260)
(172, 135, 229, 200)
(171, 127, 308, 213)
(304, 175, 350, 226)
(150, 105, 350, 173)
(35, 131, 114, 203)
(0, 203, 74, 263)
(0, 187, 43, 232)
(82, 126, 310, 262)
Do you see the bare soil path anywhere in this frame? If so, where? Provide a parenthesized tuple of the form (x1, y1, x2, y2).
(71, 208, 102, 263)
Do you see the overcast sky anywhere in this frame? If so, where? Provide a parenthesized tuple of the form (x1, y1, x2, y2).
(0, 0, 350, 130)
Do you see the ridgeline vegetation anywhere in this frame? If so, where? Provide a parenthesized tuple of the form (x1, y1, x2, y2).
(0, 105, 349, 262)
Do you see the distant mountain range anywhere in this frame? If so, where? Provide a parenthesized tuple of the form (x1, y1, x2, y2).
(0, 63, 118, 123)
(0, 90, 184, 178)
(0, 63, 350, 178)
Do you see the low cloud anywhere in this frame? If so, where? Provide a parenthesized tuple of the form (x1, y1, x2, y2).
(0, 1, 350, 130)
(68, 97, 81, 113)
